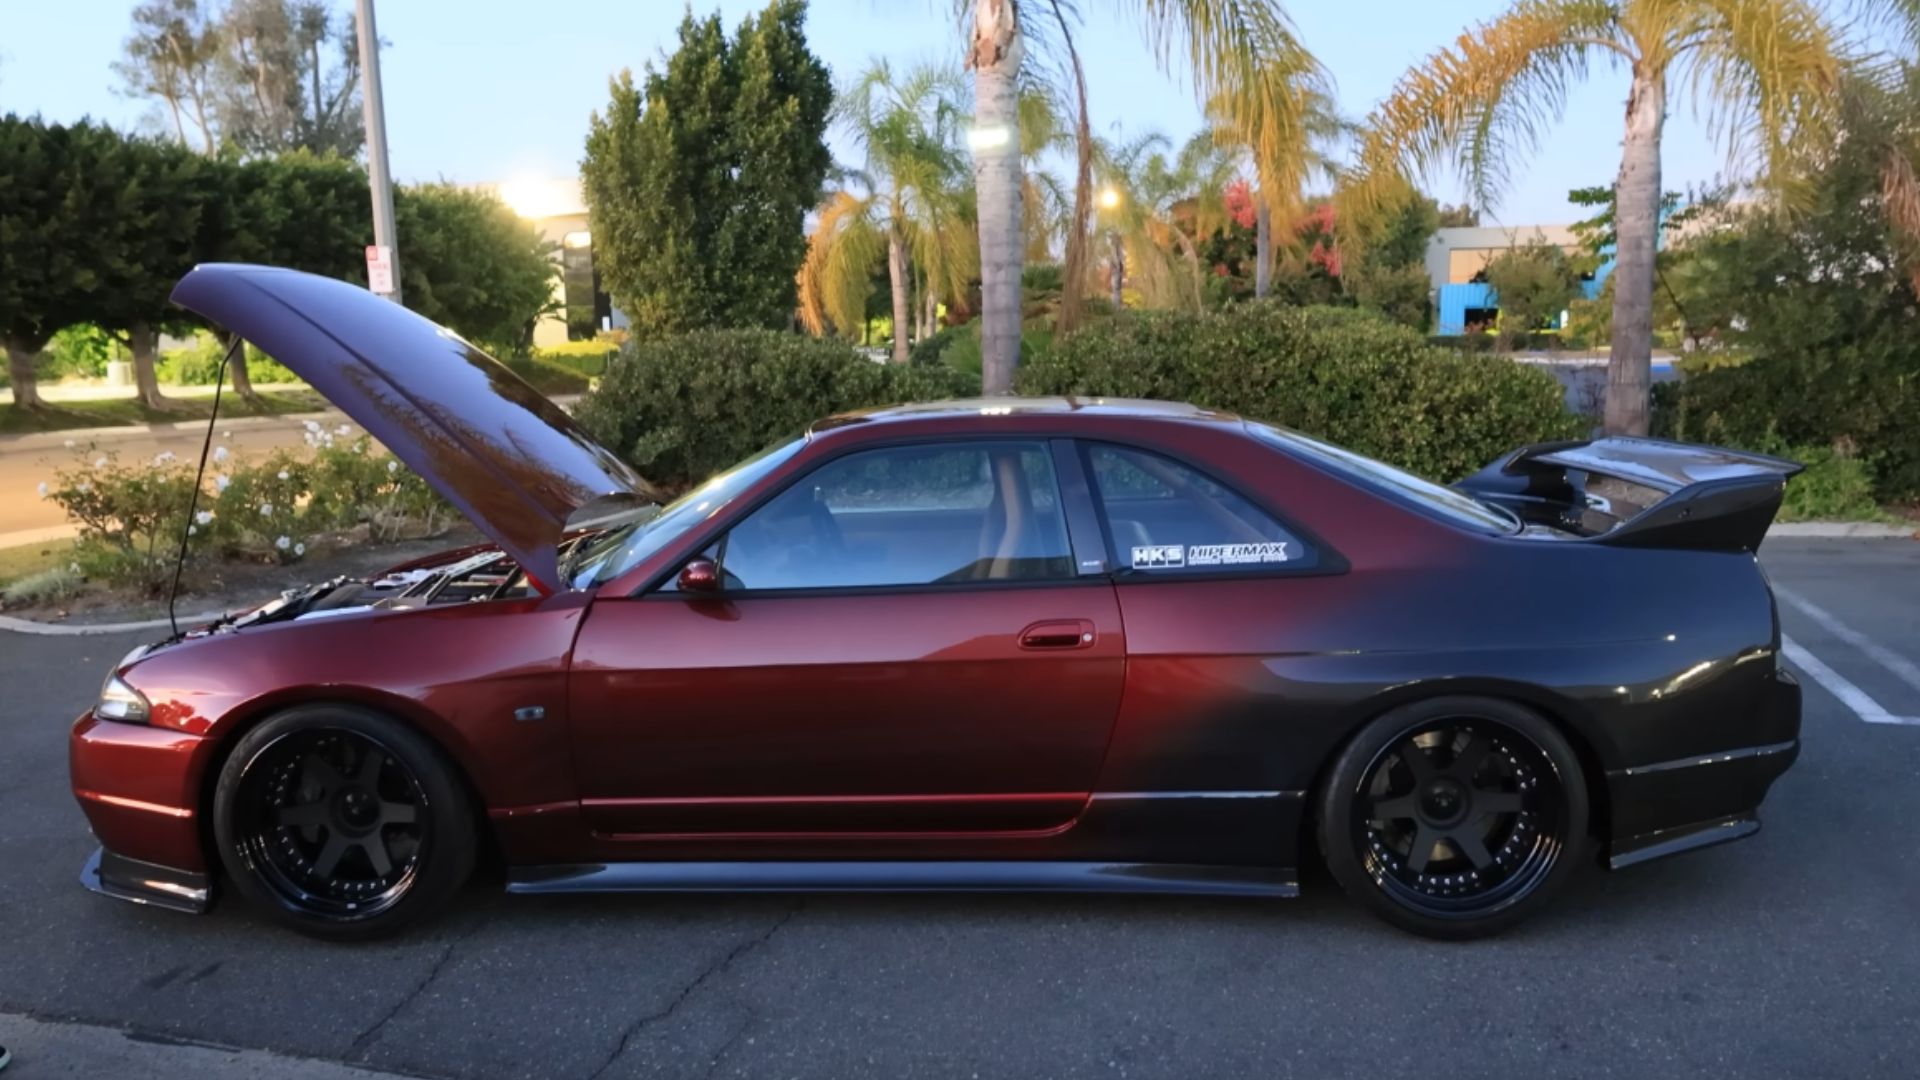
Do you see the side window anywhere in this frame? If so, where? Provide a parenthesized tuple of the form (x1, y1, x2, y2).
(717, 442, 1075, 590)
(1086, 443, 1317, 573)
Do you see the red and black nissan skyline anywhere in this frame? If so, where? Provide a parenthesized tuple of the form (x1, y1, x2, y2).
(70, 264, 1803, 940)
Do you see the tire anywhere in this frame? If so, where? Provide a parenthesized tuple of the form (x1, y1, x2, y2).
(1315, 696, 1589, 940)
(212, 703, 476, 942)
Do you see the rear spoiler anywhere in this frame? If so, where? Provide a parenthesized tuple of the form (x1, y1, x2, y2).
(1457, 437, 1803, 553)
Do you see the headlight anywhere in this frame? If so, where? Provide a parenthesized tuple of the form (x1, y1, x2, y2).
(96, 674, 151, 724)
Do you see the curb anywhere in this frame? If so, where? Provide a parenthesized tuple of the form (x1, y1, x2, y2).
(1767, 522, 1918, 538)
(0, 611, 230, 636)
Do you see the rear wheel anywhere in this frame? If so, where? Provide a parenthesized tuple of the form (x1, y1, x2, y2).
(213, 704, 475, 941)
(1317, 697, 1588, 939)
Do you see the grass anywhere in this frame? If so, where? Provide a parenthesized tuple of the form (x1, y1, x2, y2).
(0, 389, 328, 435)
(0, 537, 76, 587)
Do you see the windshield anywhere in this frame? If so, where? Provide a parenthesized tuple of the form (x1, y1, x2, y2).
(567, 436, 807, 588)
(1248, 422, 1520, 535)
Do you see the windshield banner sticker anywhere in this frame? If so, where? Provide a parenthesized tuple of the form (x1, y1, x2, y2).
(1189, 542, 1291, 566)
(1131, 545, 1186, 568)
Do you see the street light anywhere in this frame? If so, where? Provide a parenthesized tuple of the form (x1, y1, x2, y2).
(1097, 187, 1122, 210)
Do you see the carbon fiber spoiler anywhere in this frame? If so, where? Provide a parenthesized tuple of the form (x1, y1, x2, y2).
(1457, 437, 1804, 553)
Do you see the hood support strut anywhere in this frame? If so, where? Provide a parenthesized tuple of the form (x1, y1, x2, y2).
(167, 334, 241, 638)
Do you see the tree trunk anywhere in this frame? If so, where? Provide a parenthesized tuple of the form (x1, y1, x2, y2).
(222, 331, 261, 403)
(4, 336, 44, 410)
(1254, 197, 1273, 300)
(969, 0, 1024, 395)
(128, 321, 176, 411)
(923, 287, 938, 340)
(1051, 1, 1093, 335)
(887, 228, 911, 363)
(1605, 67, 1665, 436)
(1171, 226, 1205, 312)
(1109, 231, 1125, 308)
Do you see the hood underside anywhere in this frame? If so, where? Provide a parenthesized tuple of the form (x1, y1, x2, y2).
(171, 264, 652, 591)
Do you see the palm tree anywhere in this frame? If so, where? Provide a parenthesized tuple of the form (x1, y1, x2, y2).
(1208, 78, 1346, 299)
(805, 61, 973, 361)
(961, 0, 1318, 394)
(1095, 129, 1237, 311)
(1348, 0, 1853, 435)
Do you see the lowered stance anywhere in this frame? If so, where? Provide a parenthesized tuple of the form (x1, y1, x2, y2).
(71, 266, 1803, 940)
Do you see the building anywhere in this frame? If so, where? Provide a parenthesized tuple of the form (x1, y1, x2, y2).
(1423, 225, 1614, 336)
(479, 177, 622, 348)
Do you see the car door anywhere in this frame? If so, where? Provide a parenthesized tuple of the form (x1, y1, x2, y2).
(568, 438, 1124, 837)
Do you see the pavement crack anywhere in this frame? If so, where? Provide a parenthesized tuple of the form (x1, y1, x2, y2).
(586, 903, 800, 1080)
(348, 916, 485, 1059)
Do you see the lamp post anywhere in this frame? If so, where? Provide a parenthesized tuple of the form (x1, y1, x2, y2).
(1097, 187, 1124, 309)
(356, 0, 401, 303)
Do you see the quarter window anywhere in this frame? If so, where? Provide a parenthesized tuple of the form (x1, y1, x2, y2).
(1086, 443, 1316, 572)
(715, 442, 1075, 590)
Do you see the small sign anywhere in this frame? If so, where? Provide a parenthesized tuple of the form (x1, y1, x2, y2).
(365, 245, 394, 295)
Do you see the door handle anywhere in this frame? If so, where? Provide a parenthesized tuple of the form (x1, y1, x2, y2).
(1019, 619, 1096, 650)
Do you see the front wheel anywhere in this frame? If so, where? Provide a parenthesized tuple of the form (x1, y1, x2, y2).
(213, 704, 476, 941)
(1316, 697, 1589, 940)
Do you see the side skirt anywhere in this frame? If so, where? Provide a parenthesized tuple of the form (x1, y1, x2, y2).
(508, 860, 1299, 899)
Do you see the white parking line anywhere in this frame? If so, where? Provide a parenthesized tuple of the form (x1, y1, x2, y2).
(1781, 635, 1920, 726)
(1775, 585, 1920, 695)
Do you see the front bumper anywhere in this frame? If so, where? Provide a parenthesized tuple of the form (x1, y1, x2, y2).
(81, 846, 212, 913)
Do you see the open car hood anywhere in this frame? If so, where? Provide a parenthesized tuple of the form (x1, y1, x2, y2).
(171, 264, 653, 592)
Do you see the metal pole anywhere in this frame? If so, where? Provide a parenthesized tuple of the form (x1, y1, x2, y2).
(356, 0, 401, 303)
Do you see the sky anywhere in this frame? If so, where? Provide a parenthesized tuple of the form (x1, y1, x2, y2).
(0, 0, 1742, 226)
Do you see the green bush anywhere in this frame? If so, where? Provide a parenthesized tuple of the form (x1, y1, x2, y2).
(1018, 304, 1586, 481)
(500, 353, 593, 396)
(157, 333, 301, 385)
(575, 328, 978, 494)
(44, 325, 115, 379)
(1776, 445, 1882, 522)
(1654, 341, 1919, 503)
(908, 325, 963, 367)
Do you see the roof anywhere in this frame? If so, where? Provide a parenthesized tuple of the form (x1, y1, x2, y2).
(813, 397, 1241, 435)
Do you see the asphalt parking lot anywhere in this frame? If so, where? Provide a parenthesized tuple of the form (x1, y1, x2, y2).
(1, 537, 1916, 1079)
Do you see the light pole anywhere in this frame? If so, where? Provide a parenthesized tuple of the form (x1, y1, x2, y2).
(356, 0, 401, 303)
(1098, 187, 1124, 309)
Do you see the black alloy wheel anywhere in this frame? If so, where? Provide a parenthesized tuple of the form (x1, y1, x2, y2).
(1317, 697, 1589, 939)
(214, 704, 475, 941)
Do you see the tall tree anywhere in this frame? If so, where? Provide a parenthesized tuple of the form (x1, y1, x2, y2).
(960, 0, 1319, 394)
(0, 118, 110, 411)
(396, 184, 559, 350)
(114, 0, 223, 153)
(805, 61, 972, 360)
(1094, 129, 1236, 312)
(1207, 76, 1344, 299)
(1349, 0, 1852, 435)
(212, 0, 365, 157)
(582, 0, 831, 337)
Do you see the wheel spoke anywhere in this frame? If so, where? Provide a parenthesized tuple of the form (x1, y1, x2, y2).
(357, 747, 385, 787)
(1450, 828, 1496, 870)
(1370, 794, 1419, 822)
(312, 832, 351, 878)
(1476, 790, 1524, 816)
(379, 801, 417, 826)
(1400, 741, 1437, 782)
(276, 802, 329, 829)
(300, 753, 346, 792)
(358, 836, 393, 878)
(1405, 824, 1439, 873)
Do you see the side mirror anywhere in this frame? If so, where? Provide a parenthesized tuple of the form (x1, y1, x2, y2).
(677, 557, 721, 593)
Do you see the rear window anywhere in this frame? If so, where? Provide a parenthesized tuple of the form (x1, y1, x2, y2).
(1248, 423, 1519, 534)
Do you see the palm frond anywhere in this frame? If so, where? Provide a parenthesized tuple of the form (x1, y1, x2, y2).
(799, 190, 886, 338)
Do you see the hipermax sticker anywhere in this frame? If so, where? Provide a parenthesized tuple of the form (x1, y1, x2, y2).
(1130, 544, 1186, 568)
(1189, 542, 1291, 565)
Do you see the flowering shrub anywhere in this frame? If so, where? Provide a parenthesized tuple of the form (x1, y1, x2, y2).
(39, 424, 448, 593)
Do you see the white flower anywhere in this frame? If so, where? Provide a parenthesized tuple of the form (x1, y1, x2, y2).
(258, 503, 273, 517)
(63, 439, 76, 449)
(76, 482, 92, 494)
(212, 446, 229, 463)
(386, 460, 400, 474)
(36, 481, 48, 498)
(276, 469, 290, 480)
(187, 525, 197, 536)
(93, 456, 108, 469)
(194, 510, 214, 525)
(152, 451, 177, 466)
(69, 562, 81, 573)
(214, 474, 231, 493)
(293, 542, 306, 556)
(220, 430, 231, 439)
(335, 424, 352, 436)
(275, 535, 291, 551)
(303, 420, 321, 433)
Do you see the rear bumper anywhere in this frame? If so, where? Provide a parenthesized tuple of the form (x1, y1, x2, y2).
(1605, 668, 1801, 868)
(81, 846, 212, 914)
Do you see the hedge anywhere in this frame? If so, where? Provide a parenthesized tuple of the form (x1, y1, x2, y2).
(574, 329, 977, 494)
(1018, 304, 1585, 481)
